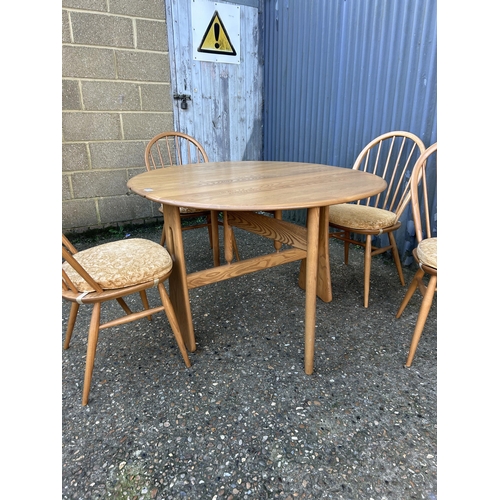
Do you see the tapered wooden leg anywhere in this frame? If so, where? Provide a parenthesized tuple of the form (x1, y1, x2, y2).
(162, 204, 196, 352)
(405, 274, 437, 367)
(223, 211, 234, 264)
(82, 303, 101, 406)
(139, 291, 152, 320)
(159, 205, 167, 247)
(304, 207, 320, 375)
(273, 210, 283, 251)
(210, 210, 220, 267)
(158, 283, 191, 367)
(116, 297, 133, 315)
(231, 231, 240, 261)
(64, 302, 79, 349)
(298, 207, 332, 303)
(396, 269, 424, 318)
(207, 213, 214, 249)
(344, 233, 350, 265)
(315, 206, 332, 303)
(389, 231, 405, 286)
(364, 235, 372, 308)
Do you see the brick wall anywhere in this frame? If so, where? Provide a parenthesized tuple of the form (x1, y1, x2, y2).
(62, 0, 173, 233)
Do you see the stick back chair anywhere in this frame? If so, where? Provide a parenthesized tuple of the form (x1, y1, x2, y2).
(145, 131, 239, 260)
(145, 131, 213, 246)
(328, 131, 426, 307)
(62, 235, 191, 405)
(395, 142, 437, 367)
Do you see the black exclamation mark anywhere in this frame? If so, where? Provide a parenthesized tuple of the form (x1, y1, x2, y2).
(214, 22, 220, 49)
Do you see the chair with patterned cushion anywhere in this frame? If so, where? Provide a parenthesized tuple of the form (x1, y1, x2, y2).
(145, 131, 239, 262)
(329, 131, 426, 307)
(395, 142, 437, 367)
(62, 235, 191, 405)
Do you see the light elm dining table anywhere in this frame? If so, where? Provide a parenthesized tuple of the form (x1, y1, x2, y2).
(127, 160, 387, 374)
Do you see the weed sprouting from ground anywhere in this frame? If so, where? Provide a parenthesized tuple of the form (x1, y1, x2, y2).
(105, 461, 155, 499)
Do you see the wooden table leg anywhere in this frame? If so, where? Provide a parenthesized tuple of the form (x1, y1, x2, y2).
(162, 204, 196, 352)
(304, 206, 320, 375)
(298, 205, 332, 303)
(316, 206, 333, 302)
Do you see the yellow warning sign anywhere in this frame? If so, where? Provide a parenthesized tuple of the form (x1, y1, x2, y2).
(197, 11, 237, 56)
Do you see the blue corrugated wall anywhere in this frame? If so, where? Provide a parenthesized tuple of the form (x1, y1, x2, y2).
(262, 0, 437, 265)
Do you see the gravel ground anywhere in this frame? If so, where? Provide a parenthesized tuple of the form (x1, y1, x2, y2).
(62, 222, 437, 500)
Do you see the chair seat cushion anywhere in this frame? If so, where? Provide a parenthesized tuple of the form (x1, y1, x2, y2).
(329, 203, 398, 230)
(158, 205, 206, 215)
(180, 206, 206, 214)
(417, 237, 437, 269)
(62, 239, 173, 292)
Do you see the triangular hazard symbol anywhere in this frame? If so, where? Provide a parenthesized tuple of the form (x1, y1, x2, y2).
(197, 11, 237, 56)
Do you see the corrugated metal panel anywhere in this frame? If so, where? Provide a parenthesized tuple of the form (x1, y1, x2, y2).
(263, 0, 437, 264)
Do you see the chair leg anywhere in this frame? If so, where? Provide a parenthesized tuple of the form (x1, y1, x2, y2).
(273, 210, 283, 252)
(158, 283, 191, 368)
(232, 231, 240, 261)
(160, 226, 166, 247)
(82, 303, 101, 406)
(207, 213, 214, 249)
(363, 235, 372, 308)
(405, 274, 437, 367)
(220, 215, 240, 262)
(64, 302, 80, 349)
(116, 297, 133, 315)
(343, 233, 350, 265)
(388, 231, 405, 286)
(139, 291, 152, 321)
(395, 268, 424, 318)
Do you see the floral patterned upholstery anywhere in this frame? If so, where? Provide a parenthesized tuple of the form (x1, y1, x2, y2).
(180, 206, 206, 214)
(159, 206, 206, 215)
(329, 203, 398, 230)
(416, 237, 437, 269)
(62, 238, 173, 292)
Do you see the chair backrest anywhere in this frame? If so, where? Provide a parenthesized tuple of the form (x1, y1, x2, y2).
(410, 142, 437, 244)
(62, 235, 104, 294)
(145, 131, 209, 170)
(352, 131, 426, 219)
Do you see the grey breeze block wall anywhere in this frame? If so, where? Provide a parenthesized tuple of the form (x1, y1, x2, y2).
(62, 0, 173, 233)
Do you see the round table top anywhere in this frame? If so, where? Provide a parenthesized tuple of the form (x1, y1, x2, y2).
(127, 161, 387, 211)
